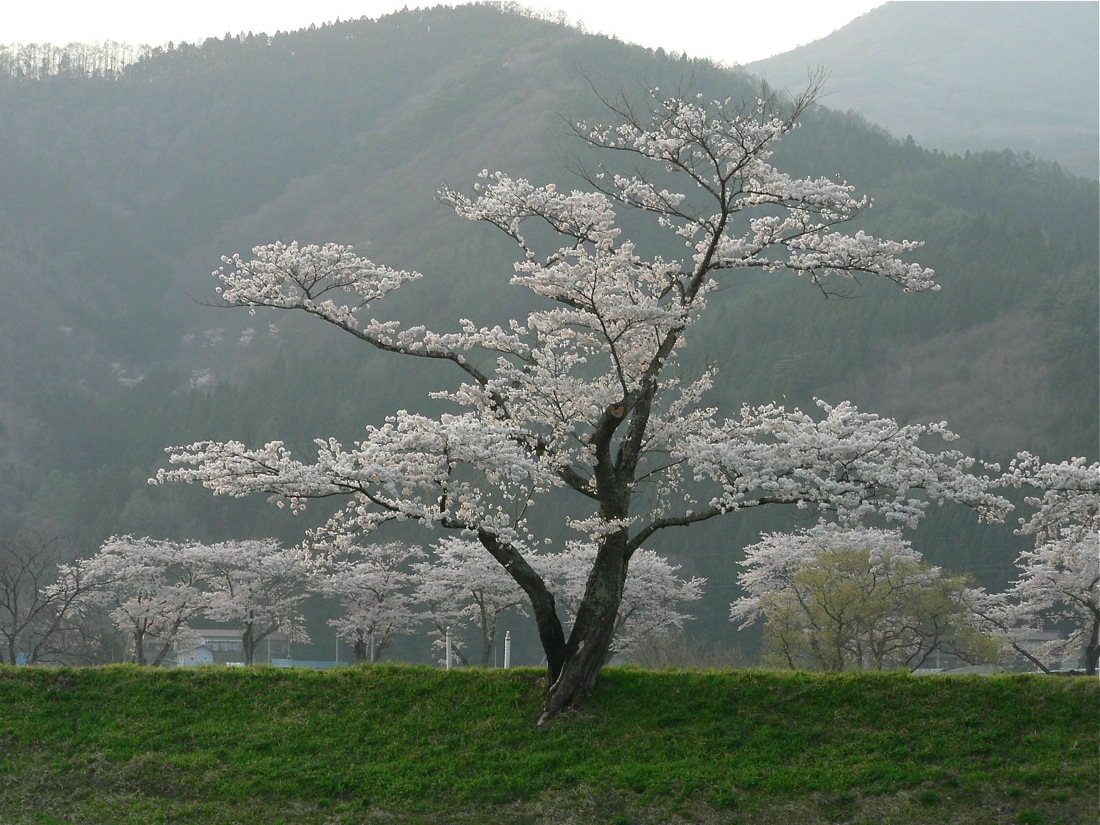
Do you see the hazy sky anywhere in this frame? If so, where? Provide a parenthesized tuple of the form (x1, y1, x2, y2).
(1, 1, 885, 65)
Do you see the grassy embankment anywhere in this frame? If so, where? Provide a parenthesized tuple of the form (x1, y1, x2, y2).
(0, 665, 1095, 824)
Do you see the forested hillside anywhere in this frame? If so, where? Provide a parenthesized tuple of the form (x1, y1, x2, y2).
(749, 1, 1099, 179)
(0, 3, 1095, 661)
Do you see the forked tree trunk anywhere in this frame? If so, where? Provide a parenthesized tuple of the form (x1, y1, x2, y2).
(538, 539, 629, 725)
(476, 520, 631, 722)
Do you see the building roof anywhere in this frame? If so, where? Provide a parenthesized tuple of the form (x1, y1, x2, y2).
(189, 628, 289, 642)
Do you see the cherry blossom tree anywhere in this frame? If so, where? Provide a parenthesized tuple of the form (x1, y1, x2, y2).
(195, 540, 314, 665)
(541, 542, 705, 663)
(155, 83, 1009, 720)
(978, 455, 1100, 674)
(732, 526, 997, 672)
(85, 536, 209, 666)
(314, 542, 424, 663)
(412, 537, 528, 667)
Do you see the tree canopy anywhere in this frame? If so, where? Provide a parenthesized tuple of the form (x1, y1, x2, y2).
(732, 526, 996, 672)
(156, 84, 1012, 718)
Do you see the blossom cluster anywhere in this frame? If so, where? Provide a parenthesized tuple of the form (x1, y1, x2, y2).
(677, 399, 1007, 527)
(973, 455, 1100, 672)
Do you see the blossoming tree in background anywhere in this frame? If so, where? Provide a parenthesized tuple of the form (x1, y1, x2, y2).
(315, 541, 424, 663)
(412, 537, 529, 667)
(86, 536, 209, 666)
(196, 540, 315, 665)
(732, 526, 997, 672)
(978, 455, 1100, 674)
(155, 82, 1009, 720)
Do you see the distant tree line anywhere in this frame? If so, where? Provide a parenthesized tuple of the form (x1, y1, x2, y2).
(0, 533, 703, 668)
(0, 42, 149, 80)
(0, 1, 592, 83)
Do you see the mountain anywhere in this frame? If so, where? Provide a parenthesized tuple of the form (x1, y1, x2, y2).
(0, 4, 1095, 658)
(747, 1, 1099, 179)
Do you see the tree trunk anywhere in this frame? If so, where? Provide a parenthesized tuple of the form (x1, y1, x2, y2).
(242, 624, 256, 666)
(538, 539, 629, 725)
(151, 641, 171, 667)
(150, 619, 179, 667)
(1085, 610, 1099, 677)
(478, 602, 495, 667)
(132, 628, 148, 665)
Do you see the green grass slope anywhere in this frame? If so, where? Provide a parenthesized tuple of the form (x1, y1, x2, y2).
(0, 665, 1095, 824)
